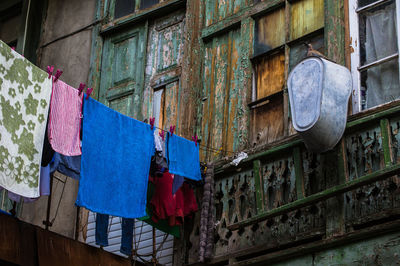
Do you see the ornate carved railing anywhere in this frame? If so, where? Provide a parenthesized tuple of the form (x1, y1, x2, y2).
(187, 102, 400, 265)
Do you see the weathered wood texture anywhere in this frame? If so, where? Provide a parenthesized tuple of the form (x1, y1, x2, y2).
(187, 101, 400, 264)
(0, 213, 142, 266)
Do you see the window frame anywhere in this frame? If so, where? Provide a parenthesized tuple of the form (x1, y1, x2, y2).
(349, 0, 400, 113)
(249, 0, 326, 145)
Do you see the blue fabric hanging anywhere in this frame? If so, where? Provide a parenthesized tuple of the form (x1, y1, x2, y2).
(76, 97, 154, 218)
(166, 133, 202, 181)
(50, 152, 81, 180)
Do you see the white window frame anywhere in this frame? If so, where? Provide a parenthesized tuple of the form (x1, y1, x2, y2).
(349, 0, 400, 113)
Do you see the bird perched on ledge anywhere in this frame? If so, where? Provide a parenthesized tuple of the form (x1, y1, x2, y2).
(305, 43, 328, 59)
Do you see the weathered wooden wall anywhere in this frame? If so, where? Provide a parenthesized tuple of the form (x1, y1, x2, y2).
(0, 213, 144, 266)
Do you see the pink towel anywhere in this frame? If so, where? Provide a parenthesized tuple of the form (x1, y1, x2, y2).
(48, 80, 83, 156)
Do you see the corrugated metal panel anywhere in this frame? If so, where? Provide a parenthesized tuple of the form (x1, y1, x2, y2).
(86, 212, 174, 265)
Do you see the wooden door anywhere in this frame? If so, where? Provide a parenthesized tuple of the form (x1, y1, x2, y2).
(99, 22, 148, 119)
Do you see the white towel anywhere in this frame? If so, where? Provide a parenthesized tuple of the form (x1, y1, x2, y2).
(0, 40, 52, 198)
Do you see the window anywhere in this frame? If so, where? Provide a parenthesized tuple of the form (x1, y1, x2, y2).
(350, 0, 400, 112)
(152, 81, 179, 131)
(112, 0, 160, 19)
(250, 0, 325, 146)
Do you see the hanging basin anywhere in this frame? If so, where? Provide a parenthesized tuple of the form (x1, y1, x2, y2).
(288, 56, 352, 153)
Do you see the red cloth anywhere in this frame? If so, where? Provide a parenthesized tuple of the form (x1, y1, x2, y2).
(181, 183, 198, 216)
(150, 172, 198, 226)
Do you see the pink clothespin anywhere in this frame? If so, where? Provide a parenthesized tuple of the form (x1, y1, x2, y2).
(86, 88, 94, 99)
(78, 83, 86, 95)
(169, 125, 175, 135)
(11, 47, 16, 50)
(159, 130, 165, 141)
(192, 135, 198, 146)
(149, 117, 155, 130)
(46, 66, 54, 79)
(54, 69, 63, 82)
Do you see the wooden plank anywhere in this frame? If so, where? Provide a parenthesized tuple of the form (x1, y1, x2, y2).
(325, 0, 345, 64)
(380, 118, 394, 166)
(0, 214, 37, 266)
(290, 0, 324, 40)
(228, 163, 400, 230)
(255, 52, 285, 99)
(253, 160, 264, 213)
(254, 7, 285, 55)
(293, 146, 305, 199)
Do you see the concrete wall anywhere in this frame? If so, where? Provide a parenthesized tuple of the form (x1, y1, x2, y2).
(19, 0, 96, 239)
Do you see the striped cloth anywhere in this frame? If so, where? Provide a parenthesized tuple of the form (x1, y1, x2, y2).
(48, 80, 83, 156)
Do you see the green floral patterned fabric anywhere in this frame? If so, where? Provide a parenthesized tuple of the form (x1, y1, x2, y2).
(0, 40, 52, 198)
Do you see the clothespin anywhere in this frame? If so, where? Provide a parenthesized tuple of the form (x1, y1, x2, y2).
(149, 117, 155, 130)
(54, 69, 63, 82)
(214, 147, 223, 156)
(192, 135, 198, 146)
(204, 166, 207, 174)
(11, 47, 16, 50)
(159, 130, 165, 141)
(169, 125, 175, 135)
(46, 66, 54, 79)
(86, 88, 94, 99)
(78, 83, 86, 96)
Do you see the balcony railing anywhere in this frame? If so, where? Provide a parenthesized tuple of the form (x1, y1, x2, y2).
(187, 101, 400, 265)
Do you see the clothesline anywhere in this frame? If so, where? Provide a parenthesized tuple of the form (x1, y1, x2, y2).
(151, 124, 236, 155)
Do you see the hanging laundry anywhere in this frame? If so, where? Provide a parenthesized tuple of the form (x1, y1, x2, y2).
(95, 213, 134, 256)
(0, 40, 52, 198)
(150, 171, 184, 226)
(48, 79, 83, 156)
(3, 165, 51, 203)
(199, 163, 215, 263)
(50, 152, 80, 179)
(76, 97, 154, 218)
(41, 120, 55, 166)
(181, 182, 198, 217)
(172, 174, 184, 195)
(139, 176, 180, 238)
(149, 151, 168, 178)
(166, 133, 202, 181)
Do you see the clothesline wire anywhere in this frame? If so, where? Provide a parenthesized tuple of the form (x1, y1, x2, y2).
(152, 125, 236, 155)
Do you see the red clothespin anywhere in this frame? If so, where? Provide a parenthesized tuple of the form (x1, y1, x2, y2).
(149, 117, 155, 130)
(159, 130, 165, 141)
(192, 135, 198, 146)
(78, 83, 86, 95)
(46, 66, 54, 79)
(169, 125, 175, 135)
(54, 69, 63, 82)
(86, 88, 94, 99)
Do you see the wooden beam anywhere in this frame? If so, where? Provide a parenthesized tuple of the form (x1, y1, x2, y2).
(253, 160, 264, 213)
(228, 163, 400, 230)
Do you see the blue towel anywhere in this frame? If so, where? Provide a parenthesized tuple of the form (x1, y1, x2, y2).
(50, 152, 81, 180)
(166, 134, 202, 181)
(76, 97, 154, 218)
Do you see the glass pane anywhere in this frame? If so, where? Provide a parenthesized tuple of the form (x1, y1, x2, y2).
(359, 0, 397, 65)
(361, 58, 400, 109)
(114, 0, 135, 19)
(289, 34, 324, 70)
(255, 52, 285, 99)
(290, 0, 324, 40)
(254, 8, 285, 55)
(140, 0, 159, 10)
